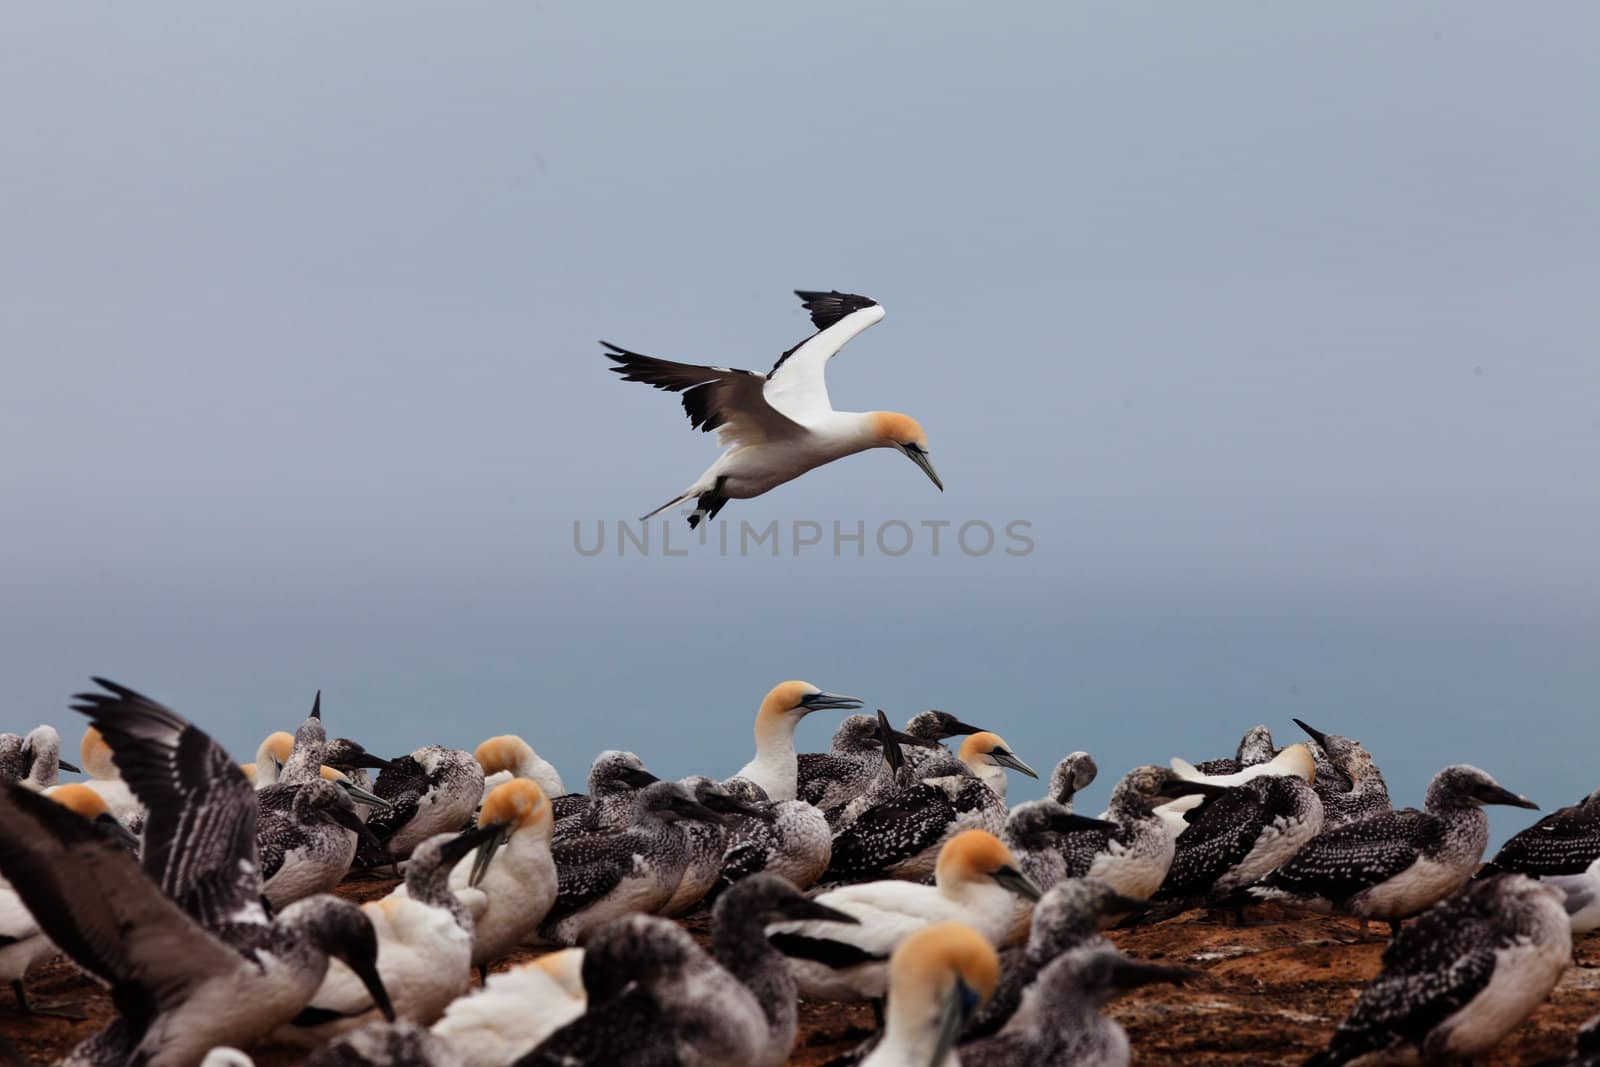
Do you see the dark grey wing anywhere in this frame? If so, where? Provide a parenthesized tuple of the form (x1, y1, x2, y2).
(0, 782, 239, 1024)
(1262, 810, 1441, 903)
(603, 342, 803, 444)
(363, 757, 425, 841)
(515, 986, 681, 1067)
(71, 678, 264, 935)
(1156, 789, 1265, 899)
(551, 793, 590, 822)
(1320, 899, 1500, 1061)
(1483, 801, 1600, 877)
(256, 807, 306, 883)
(257, 783, 297, 814)
(543, 834, 632, 925)
(1055, 824, 1121, 878)
(825, 784, 954, 880)
(1191, 757, 1244, 776)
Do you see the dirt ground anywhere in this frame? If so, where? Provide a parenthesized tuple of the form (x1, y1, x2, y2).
(4, 879, 1595, 1066)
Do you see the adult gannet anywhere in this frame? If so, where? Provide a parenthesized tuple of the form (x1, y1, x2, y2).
(1293, 718, 1393, 830)
(1306, 875, 1570, 1066)
(551, 750, 659, 836)
(726, 680, 863, 802)
(605, 289, 942, 528)
(517, 915, 768, 1067)
(5, 678, 395, 1065)
(771, 830, 1041, 1001)
(959, 944, 1194, 1067)
(715, 776, 834, 893)
(1479, 785, 1600, 878)
(281, 827, 496, 1046)
(50, 726, 143, 833)
(535, 780, 726, 946)
(431, 949, 586, 1067)
(966, 878, 1149, 1041)
(474, 734, 564, 804)
(1048, 751, 1098, 811)
(1, 724, 80, 791)
(361, 746, 485, 862)
(1252, 764, 1537, 937)
(438, 779, 557, 970)
(1153, 749, 1324, 913)
(1546, 857, 1600, 937)
(1, 784, 137, 1016)
(249, 731, 296, 788)
(660, 776, 772, 917)
(860, 922, 999, 1067)
(710, 874, 860, 1066)
(827, 731, 1038, 884)
(1063, 766, 1223, 900)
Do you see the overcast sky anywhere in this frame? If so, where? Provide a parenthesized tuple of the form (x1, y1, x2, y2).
(3, 3, 1596, 838)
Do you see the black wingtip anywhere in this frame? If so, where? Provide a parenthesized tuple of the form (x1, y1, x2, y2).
(793, 289, 879, 331)
(311, 691, 322, 720)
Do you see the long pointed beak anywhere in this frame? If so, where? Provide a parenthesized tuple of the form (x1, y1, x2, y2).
(352, 957, 396, 1022)
(800, 692, 864, 712)
(57, 759, 82, 774)
(1291, 718, 1333, 749)
(441, 822, 499, 865)
(1111, 956, 1199, 991)
(1099, 891, 1153, 919)
(96, 813, 141, 854)
(940, 716, 988, 738)
(905, 447, 944, 492)
(334, 778, 391, 809)
(991, 865, 1044, 902)
(1050, 812, 1117, 835)
(618, 767, 661, 789)
(990, 748, 1038, 779)
(876, 710, 906, 778)
(701, 791, 775, 823)
(1481, 784, 1539, 810)
(469, 825, 510, 887)
(931, 976, 978, 1067)
(328, 803, 369, 838)
(671, 795, 728, 825)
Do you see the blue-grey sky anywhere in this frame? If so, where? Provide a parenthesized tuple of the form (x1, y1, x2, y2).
(3, 4, 1596, 841)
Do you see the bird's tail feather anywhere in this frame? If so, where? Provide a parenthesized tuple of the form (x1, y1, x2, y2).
(640, 491, 696, 523)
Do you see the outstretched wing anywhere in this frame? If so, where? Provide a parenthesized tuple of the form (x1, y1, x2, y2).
(763, 290, 884, 422)
(603, 343, 806, 446)
(0, 782, 238, 1021)
(71, 678, 266, 939)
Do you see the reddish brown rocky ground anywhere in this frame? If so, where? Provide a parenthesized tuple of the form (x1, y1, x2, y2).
(4, 880, 1595, 1065)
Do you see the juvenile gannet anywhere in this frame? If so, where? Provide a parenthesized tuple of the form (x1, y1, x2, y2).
(710, 874, 860, 1066)
(1293, 718, 1393, 830)
(474, 734, 564, 804)
(997, 800, 1119, 939)
(1048, 751, 1098, 811)
(958, 944, 1194, 1067)
(552, 750, 659, 836)
(535, 780, 726, 945)
(1060, 766, 1220, 900)
(771, 830, 1041, 1001)
(827, 731, 1037, 884)
(303, 1019, 464, 1067)
(259, 776, 375, 908)
(605, 289, 942, 528)
(1306, 875, 1570, 1066)
(899, 710, 989, 775)
(1191, 725, 1277, 775)
(1546, 1013, 1600, 1067)
(1545, 857, 1600, 937)
(282, 827, 495, 1046)
(727, 680, 863, 802)
(1480, 785, 1600, 878)
(2, 725, 80, 791)
(1, 784, 136, 1016)
(715, 776, 835, 893)
(860, 922, 999, 1067)
(361, 746, 485, 862)
(1154, 749, 1324, 912)
(661, 776, 772, 916)
(966, 878, 1149, 1041)
(798, 713, 934, 818)
(5, 678, 396, 1065)
(431, 949, 586, 1067)
(517, 914, 768, 1067)
(1252, 764, 1537, 936)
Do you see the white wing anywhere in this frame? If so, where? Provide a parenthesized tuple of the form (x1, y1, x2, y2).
(762, 290, 885, 423)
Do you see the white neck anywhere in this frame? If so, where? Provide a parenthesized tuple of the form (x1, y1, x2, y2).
(969, 758, 1007, 800)
(736, 713, 802, 801)
(870, 997, 962, 1067)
